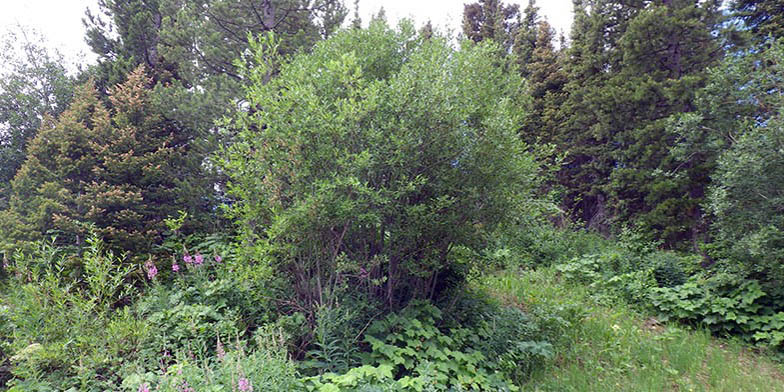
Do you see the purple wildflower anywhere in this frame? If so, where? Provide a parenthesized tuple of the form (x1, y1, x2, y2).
(144, 260, 158, 280)
(214, 255, 222, 263)
(138, 383, 150, 392)
(193, 253, 204, 266)
(172, 262, 180, 272)
(183, 254, 193, 265)
(237, 378, 253, 392)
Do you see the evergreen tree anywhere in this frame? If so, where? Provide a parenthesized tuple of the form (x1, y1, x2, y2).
(731, 0, 784, 40)
(554, 0, 724, 244)
(553, 0, 644, 231)
(608, 0, 723, 245)
(522, 20, 567, 143)
(512, 0, 540, 76)
(1, 67, 209, 254)
(462, 0, 521, 52)
(0, 28, 74, 208)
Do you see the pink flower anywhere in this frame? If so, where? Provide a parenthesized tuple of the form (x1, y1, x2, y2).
(172, 263, 180, 272)
(183, 254, 193, 265)
(216, 339, 225, 360)
(214, 255, 222, 263)
(138, 383, 150, 392)
(144, 260, 158, 280)
(193, 253, 204, 266)
(238, 378, 253, 392)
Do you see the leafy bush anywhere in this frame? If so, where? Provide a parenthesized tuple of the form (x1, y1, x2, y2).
(2, 235, 145, 391)
(651, 273, 784, 351)
(306, 299, 558, 391)
(222, 21, 544, 312)
(307, 301, 513, 391)
(708, 118, 784, 281)
(556, 247, 699, 304)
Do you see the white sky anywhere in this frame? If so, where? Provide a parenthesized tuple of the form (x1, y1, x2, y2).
(0, 0, 574, 68)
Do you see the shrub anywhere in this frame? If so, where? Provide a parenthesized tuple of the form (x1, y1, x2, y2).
(651, 273, 784, 351)
(222, 21, 543, 313)
(306, 301, 519, 391)
(2, 234, 145, 391)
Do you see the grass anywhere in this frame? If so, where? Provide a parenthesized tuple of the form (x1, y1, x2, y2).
(479, 268, 784, 392)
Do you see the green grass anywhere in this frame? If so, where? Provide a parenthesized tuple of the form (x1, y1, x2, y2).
(479, 269, 784, 392)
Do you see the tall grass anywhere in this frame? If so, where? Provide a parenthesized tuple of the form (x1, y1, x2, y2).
(480, 269, 784, 392)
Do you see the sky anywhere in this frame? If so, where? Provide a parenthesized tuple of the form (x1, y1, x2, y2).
(0, 0, 574, 68)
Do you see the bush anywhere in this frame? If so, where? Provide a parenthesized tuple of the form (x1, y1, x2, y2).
(651, 273, 784, 351)
(2, 235, 145, 391)
(221, 21, 544, 312)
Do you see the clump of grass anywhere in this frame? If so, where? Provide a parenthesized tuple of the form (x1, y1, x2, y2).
(479, 269, 784, 392)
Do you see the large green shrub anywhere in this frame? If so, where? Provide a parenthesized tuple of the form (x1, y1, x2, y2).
(222, 21, 542, 311)
(707, 116, 784, 281)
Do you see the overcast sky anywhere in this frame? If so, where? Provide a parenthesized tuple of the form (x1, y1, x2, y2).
(0, 0, 574, 68)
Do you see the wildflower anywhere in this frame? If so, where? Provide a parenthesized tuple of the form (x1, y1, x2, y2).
(183, 254, 193, 265)
(193, 253, 204, 266)
(214, 255, 222, 263)
(172, 262, 180, 272)
(144, 259, 158, 280)
(216, 338, 225, 360)
(138, 383, 150, 392)
(238, 377, 253, 392)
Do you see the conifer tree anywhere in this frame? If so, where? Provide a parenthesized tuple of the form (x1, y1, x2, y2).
(522, 20, 567, 143)
(732, 0, 784, 40)
(462, 0, 521, 52)
(0, 29, 74, 208)
(512, 0, 540, 76)
(1, 66, 209, 254)
(554, 0, 724, 243)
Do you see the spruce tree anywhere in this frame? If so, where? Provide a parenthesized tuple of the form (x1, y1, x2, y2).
(554, 0, 724, 244)
(1, 66, 209, 254)
(462, 0, 521, 52)
(522, 20, 567, 143)
(731, 0, 784, 40)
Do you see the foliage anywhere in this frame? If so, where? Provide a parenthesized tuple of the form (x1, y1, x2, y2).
(707, 108, 784, 281)
(122, 326, 302, 392)
(0, 66, 212, 255)
(222, 21, 543, 312)
(1, 234, 143, 391)
(306, 300, 551, 391)
(651, 274, 784, 351)
(0, 27, 74, 207)
(555, 243, 700, 305)
(731, 0, 784, 41)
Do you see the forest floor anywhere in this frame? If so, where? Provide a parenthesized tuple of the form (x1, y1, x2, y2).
(479, 269, 784, 392)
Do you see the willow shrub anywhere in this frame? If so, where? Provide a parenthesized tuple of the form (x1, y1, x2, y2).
(222, 21, 543, 311)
